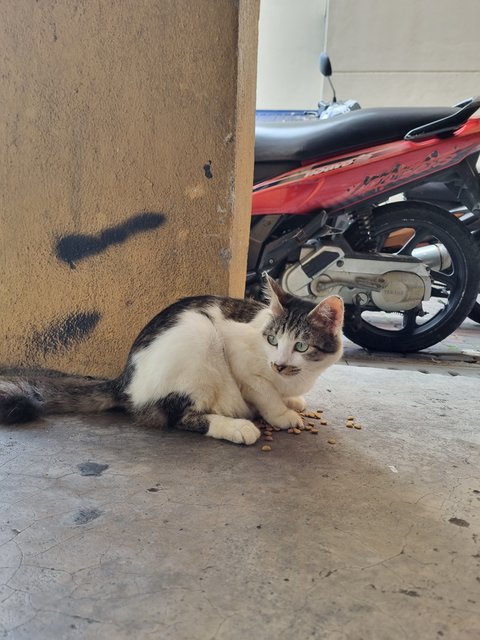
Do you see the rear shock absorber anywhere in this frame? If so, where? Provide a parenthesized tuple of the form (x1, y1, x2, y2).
(350, 206, 377, 252)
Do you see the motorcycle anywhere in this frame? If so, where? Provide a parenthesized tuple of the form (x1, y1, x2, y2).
(261, 51, 480, 328)
(248, 91, 480, 352)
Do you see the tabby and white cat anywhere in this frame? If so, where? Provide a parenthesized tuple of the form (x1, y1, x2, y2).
(0, 277, 344, 445)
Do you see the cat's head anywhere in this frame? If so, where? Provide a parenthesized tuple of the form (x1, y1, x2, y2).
(262, 275, 344, 378)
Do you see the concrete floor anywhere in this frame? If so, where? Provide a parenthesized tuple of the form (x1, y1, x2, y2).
(343, 317, 480, 379)
(1, 358, 479, 640)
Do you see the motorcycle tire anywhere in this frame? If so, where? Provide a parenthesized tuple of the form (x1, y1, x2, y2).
(342, 202, 480, 353)
(467, 228, 480, 323)
(467, 296, 480, 324)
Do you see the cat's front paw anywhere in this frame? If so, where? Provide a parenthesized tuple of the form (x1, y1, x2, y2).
(267, 409, 304, 430)
(230, 420, 262, 445)
(284, 396, 306, 412)
(207, 418, 261, 445)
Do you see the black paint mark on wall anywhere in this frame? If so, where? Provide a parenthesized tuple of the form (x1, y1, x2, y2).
(203, 160, 213, 179)
(56, 211, 166, 268)
(30, 311, 101, 357)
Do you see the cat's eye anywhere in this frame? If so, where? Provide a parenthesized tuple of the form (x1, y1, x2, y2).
(294, 341, 309, 353)
(267, 334, 278, 346)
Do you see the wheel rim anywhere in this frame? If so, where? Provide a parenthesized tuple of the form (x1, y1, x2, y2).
(349, 217, 469, 342)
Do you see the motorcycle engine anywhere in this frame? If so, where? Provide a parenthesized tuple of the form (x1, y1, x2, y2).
(370, 271, 427, 310)
(281, 245, 432, 312)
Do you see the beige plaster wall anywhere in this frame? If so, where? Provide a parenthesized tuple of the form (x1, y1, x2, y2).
(0, 0, 259, 378)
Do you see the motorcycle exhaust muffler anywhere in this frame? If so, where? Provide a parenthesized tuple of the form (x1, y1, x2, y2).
(411, 244, 452, 270)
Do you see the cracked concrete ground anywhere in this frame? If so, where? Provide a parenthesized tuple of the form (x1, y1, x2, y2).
(1, 363, 479, 640)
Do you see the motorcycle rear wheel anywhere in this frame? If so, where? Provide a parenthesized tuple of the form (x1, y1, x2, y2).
(342, 202, 480, 353)
(467, 295, 480, 323)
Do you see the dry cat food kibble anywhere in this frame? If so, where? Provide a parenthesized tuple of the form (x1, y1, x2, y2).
(257, 406, 365, 450)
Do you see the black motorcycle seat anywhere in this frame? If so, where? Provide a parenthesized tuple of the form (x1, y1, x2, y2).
(255, 107, 459, 163)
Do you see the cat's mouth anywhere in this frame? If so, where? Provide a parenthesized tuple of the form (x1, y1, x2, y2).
(271, 363, 301, 377)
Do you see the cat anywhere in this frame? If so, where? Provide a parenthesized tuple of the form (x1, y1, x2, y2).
(0, 276, 344, 445)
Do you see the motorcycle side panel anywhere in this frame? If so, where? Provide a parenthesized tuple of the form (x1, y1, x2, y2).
(252, 118, 480, 215)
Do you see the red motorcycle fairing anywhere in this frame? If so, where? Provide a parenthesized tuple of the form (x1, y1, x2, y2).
(252, 118, 480, 216)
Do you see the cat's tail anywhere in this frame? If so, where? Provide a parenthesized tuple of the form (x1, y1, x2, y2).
(0, 375, 123, 425)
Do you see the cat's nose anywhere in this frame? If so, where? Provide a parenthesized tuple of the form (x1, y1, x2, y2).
(273, 363, 288, 373)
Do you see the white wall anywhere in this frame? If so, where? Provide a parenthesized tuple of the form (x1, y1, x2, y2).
(257, 0, 480, 109)
(326, 0, 480, 107)
(256, 0, 327, 109)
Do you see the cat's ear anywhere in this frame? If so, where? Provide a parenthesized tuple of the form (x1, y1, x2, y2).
(263, 273, 287, 316)
(308, 295, 344, 334)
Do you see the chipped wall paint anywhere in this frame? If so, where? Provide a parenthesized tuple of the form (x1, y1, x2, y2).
(203, 161, 213, 179)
